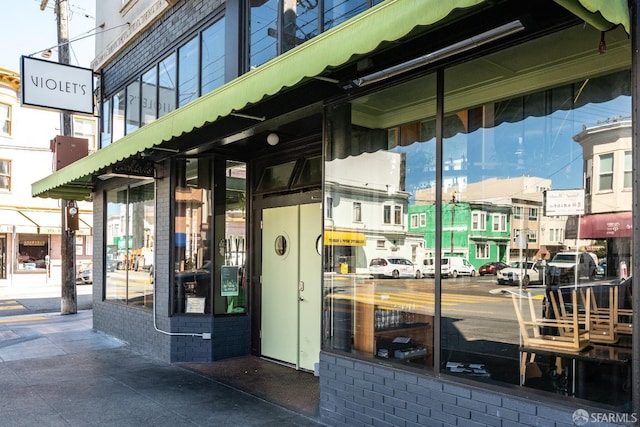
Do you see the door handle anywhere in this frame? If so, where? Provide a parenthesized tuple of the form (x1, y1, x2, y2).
(299, 296, 305, 302)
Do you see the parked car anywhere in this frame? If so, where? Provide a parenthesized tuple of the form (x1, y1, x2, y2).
(478, 261, 508, 276)
(496, 261, 543, 287)
(369, 257, 421, 279)
(424, 256, 475, 278)
(546, 251, 597, 284)
(76, 264, 93, 284)
(596, 260, 607, 277)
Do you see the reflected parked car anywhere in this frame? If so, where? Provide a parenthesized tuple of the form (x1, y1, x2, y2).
(478, 261, 508, 276)
(596, 260, 607, 277)
(369, 257, 421, 279)
(76, 264, 93, 284)
(496, 261, 543, 287)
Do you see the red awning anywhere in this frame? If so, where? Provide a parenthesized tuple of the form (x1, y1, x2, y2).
(579, 212, 632, 238)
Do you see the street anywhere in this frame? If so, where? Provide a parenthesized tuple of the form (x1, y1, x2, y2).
(325, 272, 545, 348)
(0, 271, 93, 317)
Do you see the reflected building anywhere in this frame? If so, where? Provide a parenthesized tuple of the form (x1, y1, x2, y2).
(325, 151, 426, 274)
(575, 120, 632, 278)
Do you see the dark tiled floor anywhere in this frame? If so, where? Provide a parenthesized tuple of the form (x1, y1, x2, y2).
(183, 356, 320, 418)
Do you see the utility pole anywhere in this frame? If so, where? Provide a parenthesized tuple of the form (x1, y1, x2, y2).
(449, 193, 457, 256)
(42, 0, 77, 314)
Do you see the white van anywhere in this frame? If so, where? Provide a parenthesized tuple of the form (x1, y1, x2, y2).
(424, 257, 476, 278)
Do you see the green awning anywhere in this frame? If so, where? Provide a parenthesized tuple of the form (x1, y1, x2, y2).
(32, 0, 484, 200)
(554, 0, 630, 33)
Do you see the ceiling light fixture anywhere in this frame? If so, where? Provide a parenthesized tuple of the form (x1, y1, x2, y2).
(349, 20, 524, 88)
(267, 133, 279, 146)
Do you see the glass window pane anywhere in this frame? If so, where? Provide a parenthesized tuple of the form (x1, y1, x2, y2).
(112, 90, 125, 142)
(101, 98, 111, 148)
(158, 53, 177, 117)
(128, 182, 155, 309)
(323, 0, 367, 31)
(293, 155, 321, 187)
(178, 37, 199, 107)
(624, 151, 632, 189)
(0, 159, 10, 191)
(141, 66, 158, 125)
(599, 153, 613, 191)
(73, 117, 96, 152)
(256, 160, 296, 192)
(105, 182, 155, 309)
(322, 22, 632, 409)
(201, 19, 225, 95)
(174, 159, 212, 314)
(0, 103, 11, 135)
(126, 79, 140, 134)
(324, 78, 436, 369)
(282, 0, 318, 52)
(106, 188, 128, 303)
(250, 0, 278, 68)
(217, 161, 247, 315)
(441, 29, 630, 407)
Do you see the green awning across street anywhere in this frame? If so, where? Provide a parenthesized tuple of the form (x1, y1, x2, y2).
(32, 0, 630, 200)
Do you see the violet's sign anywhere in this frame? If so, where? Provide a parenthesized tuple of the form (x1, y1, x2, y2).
(20, 56, 94, 115)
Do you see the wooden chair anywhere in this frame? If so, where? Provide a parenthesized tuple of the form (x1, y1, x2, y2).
(565, 286, 619, 344)
(511, 289, 590, 354)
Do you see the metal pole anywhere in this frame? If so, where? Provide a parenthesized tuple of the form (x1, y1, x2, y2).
(630, 0, 640, 418)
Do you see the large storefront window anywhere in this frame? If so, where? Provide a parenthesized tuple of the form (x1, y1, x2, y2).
(323, 23, 631, 410)
(173, 159, 246, 315)
(324, 92, 436, 364)
(105, 181, 155, 309)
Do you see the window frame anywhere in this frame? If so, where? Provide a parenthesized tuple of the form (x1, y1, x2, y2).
(0, 158, 11, 191)
(471, 211, 487, 231)
(0, 102, 11, 135)
(598, 152, 614, 192)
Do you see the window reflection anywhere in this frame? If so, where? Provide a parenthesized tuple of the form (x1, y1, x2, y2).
(112, 89, 125, 142)
(178, 37, 200, 107)
(250, 0, 278, 68)
(201, 18, 225, 95)
(158, 53, 177, 117)
(323, 0, 367, 31)
(282, 0, 318, 52)
(173, 159, 246, 315)
(141, 66, 158, 126)
(126, 79, 140, 134)
(105, 181, 155, 309)
(323, 23, 632, 409)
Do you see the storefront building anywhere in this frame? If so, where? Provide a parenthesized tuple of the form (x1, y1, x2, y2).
(0, 67, 94, 281)
(33, 0, 637, 425)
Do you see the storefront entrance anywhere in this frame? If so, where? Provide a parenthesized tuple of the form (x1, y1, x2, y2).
(261, 203, 321, 371)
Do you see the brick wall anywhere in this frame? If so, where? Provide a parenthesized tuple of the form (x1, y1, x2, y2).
(318, 352, 624, 427)
(101, 0, 224, 97)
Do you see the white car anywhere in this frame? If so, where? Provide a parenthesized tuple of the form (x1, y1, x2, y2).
(496, 261, 543, 287)
(547, 251, 597, 283)
(369, 257, 421, 279)
(424, 257, 476, 278)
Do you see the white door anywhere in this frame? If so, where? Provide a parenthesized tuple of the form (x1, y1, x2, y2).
(261, 203, 321, 371)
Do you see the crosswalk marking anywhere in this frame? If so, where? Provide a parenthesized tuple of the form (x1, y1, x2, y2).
(0, 316, 48, 324)
(0, 300, 25, 311)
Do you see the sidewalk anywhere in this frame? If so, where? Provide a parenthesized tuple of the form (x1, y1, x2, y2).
(0, 309, 323, 426)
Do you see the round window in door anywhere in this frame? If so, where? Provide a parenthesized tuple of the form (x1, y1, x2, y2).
(274, 235, 288, 256)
